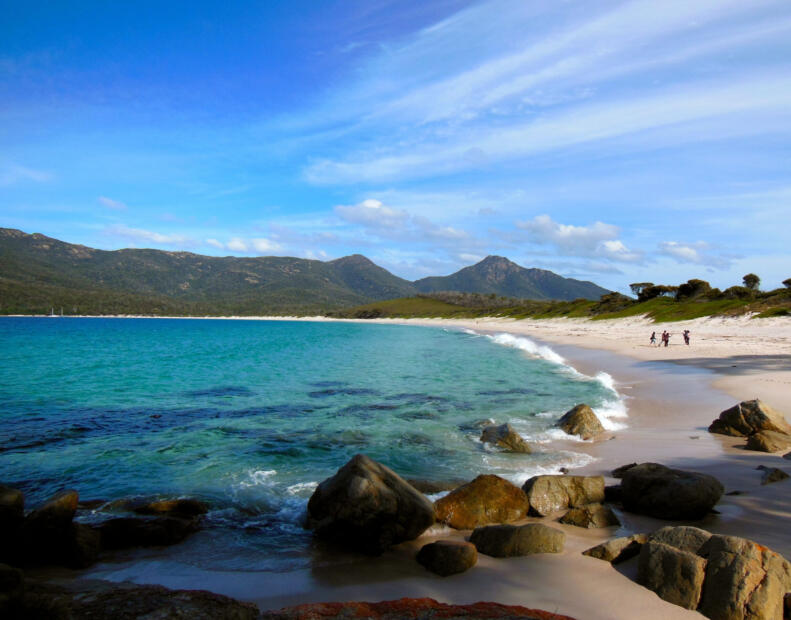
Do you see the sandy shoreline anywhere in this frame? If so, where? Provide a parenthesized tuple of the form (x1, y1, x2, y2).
(33, 314, 791, 618)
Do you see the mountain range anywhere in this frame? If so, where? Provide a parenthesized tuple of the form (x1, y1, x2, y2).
(0, 228, 609, 315)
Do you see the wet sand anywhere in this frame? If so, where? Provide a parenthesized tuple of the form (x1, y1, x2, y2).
(72, 314, 791, 619)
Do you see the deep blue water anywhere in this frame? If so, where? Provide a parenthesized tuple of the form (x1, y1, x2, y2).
(0, 317, 623, 571)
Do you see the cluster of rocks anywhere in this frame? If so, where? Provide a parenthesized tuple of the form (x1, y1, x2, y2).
(709, 399, 791, 453)
(305, 454, 622, 578)
(0, 485, 207, 571)
(585, 525, 791, 619)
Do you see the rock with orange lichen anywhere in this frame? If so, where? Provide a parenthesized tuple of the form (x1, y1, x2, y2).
(260, 597, 576, 619)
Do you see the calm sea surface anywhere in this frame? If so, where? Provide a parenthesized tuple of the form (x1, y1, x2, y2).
(0, 317, 624, 571)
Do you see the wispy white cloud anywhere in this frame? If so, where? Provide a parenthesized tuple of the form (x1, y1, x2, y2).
(657, 240, 731, 268)
(305, 73, 791, 184)
(0, 164, 53, 186)
(205, 238, 224, 249)
(98, 196, 127, 210)
(106, 225, 194, 247)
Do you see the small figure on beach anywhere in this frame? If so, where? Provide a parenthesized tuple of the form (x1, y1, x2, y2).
(650, 331, 657, 346)
(683, 329, 690, 345)
(662, 331, 670, 347)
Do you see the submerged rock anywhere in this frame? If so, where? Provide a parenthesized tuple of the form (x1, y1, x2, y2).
(261, 597, 576, 619)
(96, 516, 199, 549)
(522, 475, 604, 516)
(757, 465, 790, 485)
(611, 463, 637, 478)
(132, 498, 209, 519)
(416, 540, 477, 577)
(708, 399, 791, 437)
(480, 423, 532, 453)
(559, 503, 619, 529)
(556, 404, 604, 440)
(470, 523, 565, 558)
(745, 430, 791, 453)
(620, 463, 723, 520)
(434, 474, 528, 530)
(306, 454, 434, 554)
(582, 534, 647, 564)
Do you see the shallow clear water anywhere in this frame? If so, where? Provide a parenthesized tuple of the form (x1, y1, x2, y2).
(0, 317, 624, 571)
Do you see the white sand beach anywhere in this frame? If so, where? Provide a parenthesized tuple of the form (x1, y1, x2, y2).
(72, 313, 791, 620)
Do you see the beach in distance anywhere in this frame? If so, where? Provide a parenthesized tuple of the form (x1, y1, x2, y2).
(4, 313, 789, 619)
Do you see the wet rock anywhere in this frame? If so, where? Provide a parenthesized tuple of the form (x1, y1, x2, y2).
(480, 423, 532, 453)
(698, 534, 791, 620)
(470, 523, 565, 558)
(0, 486, 24, 564)
(582, 534, 647, 564)
(556, 404, 604, 440)
(26, 489, 78, 530)
(434, 475, 528, 530)
(648, 525, 711, 555)
(757, 465, 790, 485)
(637, 540, 706, 610)
(416, 540, 477, 577)
(745, 430, 791, 453)
(0, 563, 24, 614)
(132, 498, 209, 519)
(306, 454, 435, 554)
(522, 475, 604, 516)
(620, 463, 723, 520)
(405, 479, 467, 495)
(96, 516, 199, 549)
(611, 463, 637, 478)
(559, 503, 619, 529)
(21, 489, 97, 568)
(261, 597, 576, 619)
(19, 579, 259, 620)
(63, 523, 101, 568)
(708, 399, 791, 437)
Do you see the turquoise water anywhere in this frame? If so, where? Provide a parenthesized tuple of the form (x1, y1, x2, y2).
(0, 317, 623, 570)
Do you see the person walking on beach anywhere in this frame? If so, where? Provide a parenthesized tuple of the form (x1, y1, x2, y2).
(663, 331, 671, 347)
(683, 329, 690, 345)
(650, 331, 657, 346)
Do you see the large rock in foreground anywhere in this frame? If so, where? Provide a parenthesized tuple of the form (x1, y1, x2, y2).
(620, 463, 723, 520)
(480, 423, 532, 453)
(522, 475, 604, 516)
(434, 475, 528, 530)
(416, 540, 477, 577)
(637, 541, 706, 610)
(261, 597, 576, 619)
(631, 526, 791, 619)
(470, 523, 565, 558)
(745, 430, 791, 453)
(709, 399, 791, 437)
(306, 455, 435, 554)
(698, 534, 791, 620)
(556, 404, 605, 440)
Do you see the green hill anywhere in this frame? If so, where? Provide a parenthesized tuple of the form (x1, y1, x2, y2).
(414, 255, 609, 301)
(0, 229, 614, 315)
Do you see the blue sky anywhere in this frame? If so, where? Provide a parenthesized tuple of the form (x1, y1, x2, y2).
(2, 0, 790, 292)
